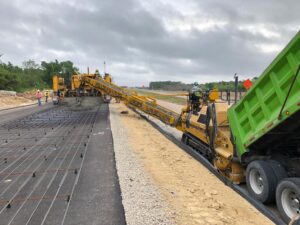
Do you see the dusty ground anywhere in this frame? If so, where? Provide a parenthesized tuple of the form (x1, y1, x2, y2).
(0, 90, 51, 109)
(156, 99, 183, 114)
(110, 102, 273, 225)
(17, 90, 38, 100)
(0, 93, 35, 109)
(139, 89, 188, 100)
(134, 89, 187, 105)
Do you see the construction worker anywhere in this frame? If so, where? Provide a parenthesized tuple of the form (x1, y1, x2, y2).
(45, 91, 49, 103)
(190, 82, 202, 114)
(95, 69, 101, 79)
(36, 90, 42, 106)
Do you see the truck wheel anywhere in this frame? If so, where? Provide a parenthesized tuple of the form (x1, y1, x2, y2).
(268, 160, 287, 183)
(276, 178, 300, 224)
(246, 160, 277, 203)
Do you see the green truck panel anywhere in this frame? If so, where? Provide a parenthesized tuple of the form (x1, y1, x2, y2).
(228, 31, 300, 158)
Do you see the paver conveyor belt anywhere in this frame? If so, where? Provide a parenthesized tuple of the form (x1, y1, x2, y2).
(84, 77, 181, 126)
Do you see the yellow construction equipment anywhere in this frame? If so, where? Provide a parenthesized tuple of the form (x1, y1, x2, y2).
(70, 72, 100, 96)
(52, 75, 67, 104)
(64, 72, 243, 184)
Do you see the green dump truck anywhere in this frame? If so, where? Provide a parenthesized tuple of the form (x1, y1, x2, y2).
(228, 31, 300, 223)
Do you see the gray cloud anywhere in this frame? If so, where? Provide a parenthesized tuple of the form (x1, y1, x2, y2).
(0, 0, 299, 86)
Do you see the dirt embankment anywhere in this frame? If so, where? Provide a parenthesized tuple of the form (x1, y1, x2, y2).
(0, 91, 35, 109)
(0, 90, 52, 110)
(110, 102, 273, 225)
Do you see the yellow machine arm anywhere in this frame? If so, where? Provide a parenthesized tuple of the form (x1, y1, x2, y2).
(58, 73, 243, 184)
(83, 76, 181, 127)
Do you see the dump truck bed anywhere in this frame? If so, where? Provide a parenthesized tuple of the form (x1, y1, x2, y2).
(228, 31, 300, 159)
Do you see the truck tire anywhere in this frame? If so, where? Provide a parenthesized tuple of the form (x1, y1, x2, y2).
(268, 160, 287, 183)
(246, 160, 277, 203)
(276, 178, 300, 224)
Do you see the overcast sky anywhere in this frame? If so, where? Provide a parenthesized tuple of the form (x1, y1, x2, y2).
(0, 0, 299, 86)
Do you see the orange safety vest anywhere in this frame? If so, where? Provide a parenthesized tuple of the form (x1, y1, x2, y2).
(36, 92, 42, 99)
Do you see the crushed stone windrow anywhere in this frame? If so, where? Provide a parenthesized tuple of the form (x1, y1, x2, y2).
(110, 104, 176, 225)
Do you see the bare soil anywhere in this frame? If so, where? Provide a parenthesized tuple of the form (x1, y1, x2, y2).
(111, 102, 273, 225)
(156, 100, 183, 114)
(0, 94, 35, 109)
(0, 90, 51, 109)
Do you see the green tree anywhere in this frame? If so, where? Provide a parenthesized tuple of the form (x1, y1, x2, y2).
(0, 67, 19, 90)
(22, 59, 39, 69)
(41, 60, 79, 86)
(0, 59, 79, 92)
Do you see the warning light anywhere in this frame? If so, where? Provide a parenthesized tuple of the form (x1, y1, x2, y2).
(243, 79, 253, 90)
(286, 111, 290, 116)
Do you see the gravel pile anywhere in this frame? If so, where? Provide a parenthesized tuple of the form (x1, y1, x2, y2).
(110, 105, 175, 225)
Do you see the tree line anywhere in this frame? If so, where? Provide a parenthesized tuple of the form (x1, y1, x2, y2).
(0, 59, 78, 92)
(0, 59, 257, 93)
(149, 79, 258, 92)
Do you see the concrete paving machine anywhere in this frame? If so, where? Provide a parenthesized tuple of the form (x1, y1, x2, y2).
(52, 75, 67, 104)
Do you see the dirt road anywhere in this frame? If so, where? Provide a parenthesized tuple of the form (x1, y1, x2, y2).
(110, 102, 273, 225)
